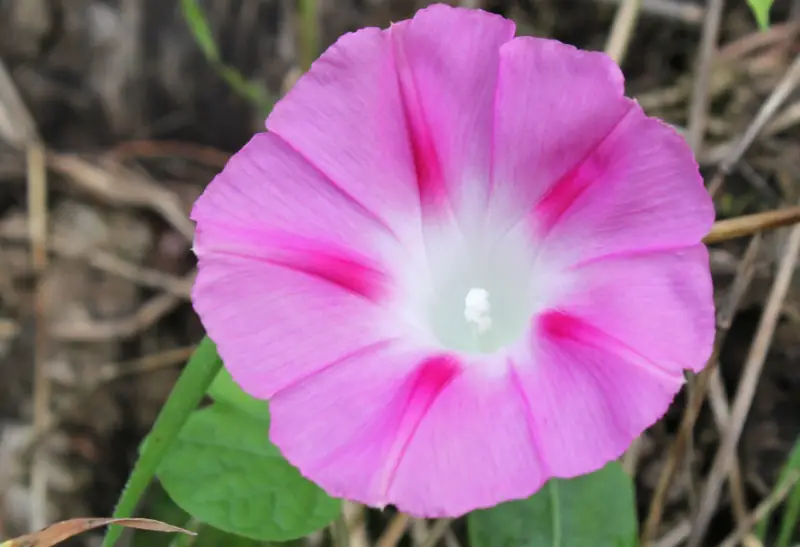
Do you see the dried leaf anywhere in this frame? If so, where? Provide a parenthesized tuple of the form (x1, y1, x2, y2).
(1, 517, 194, 547)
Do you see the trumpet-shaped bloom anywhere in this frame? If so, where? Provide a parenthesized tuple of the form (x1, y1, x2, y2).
(191, 3, 715, 517)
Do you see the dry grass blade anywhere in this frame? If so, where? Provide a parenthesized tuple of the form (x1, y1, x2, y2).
(706, 369, 749, 525)
(708, 53, 800, 196)
(688, 219, 800, 546)
(593, 0, 704, 24)
(0, 54, 50, 533)
(704, 206, 800, 244)
(642, 234, 762, 544)
(604, 0, 643, 65)
(716, 472, 800, 547)
(0, 221, 193, 298)
(376, 514, 411, 547)
(48, 153, 194, 241)
(685, 0, 725, 152)
(419, 519, 452, 547)
(109, 140, 230, 169)
(49, 291, 184, 342)
(0, 517, 195, 547)
(0, 56, 38, 148)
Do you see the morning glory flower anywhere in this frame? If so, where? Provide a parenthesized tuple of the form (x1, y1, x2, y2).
(191, 3, 715, 517)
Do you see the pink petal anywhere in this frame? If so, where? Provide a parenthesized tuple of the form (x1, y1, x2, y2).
(558, 245, 714, 373)
(193, 254, 402, 400)
(390, 4, 515, 222)
(192, 132, 400, 261)
(191, 133, 414, 399)
(268, 341, 410, 508)
(270, 346, 459, 507)
(387, 362, 545, 517)
(533, 104, 714, 266)
(265, 27, 421, 241)
(513, 311, 686, 477)
(191, 4, 717, 518)
(270, 349, 544, 517)
(489, 37, 630, 231)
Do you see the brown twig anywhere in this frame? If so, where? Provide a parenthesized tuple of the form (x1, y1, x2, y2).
(49, 291, 183, 342)
(704, 206, 800, 244)
(108, 139, 231, 169)
(592, 0, 704, 24)
(419, 519, 452, 547)
(376, 514, 411, 547)
(47, 153, 195, 241)
(0, 222, 194, 298)
(715, 472, 800, 547)
(718, 21, 800, 60)
(653, 519, 691, 547)
(342, 502, 369, 547)
(706, 369, 749, 526)
(0, 53, 51, 533)
(604, 0, 643, 65)
(685, 0, 725, 153)
(642, 234, 762, 544)
(678, 0, 727, 509)
(96, 346, 196, 385)
(707, 52, 800, 196)
(687, 219, 800, 546)
(702, 99, 800, 165)
(27, 142, 49, 533)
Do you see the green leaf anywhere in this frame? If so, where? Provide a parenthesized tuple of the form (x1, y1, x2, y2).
(180, 0, 273, 115)
(756, 437, 800, 547)
(102, 336, 223, 547)
(192, 524, 302, 547)
(208, 367, 270, 421)
(746, 0, 773, 29)
(157, 403, 341, 541)
(468, 462, 638, 547)
(180, 0, 220, 61)
(131, 483, 190, 547)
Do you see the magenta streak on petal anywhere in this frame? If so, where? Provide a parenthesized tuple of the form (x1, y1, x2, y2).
(538, 310, 683, 383)
(390, 26, 449, 214)
(269, 132, 403, 244)
(197, 225, 391, 302)
(507, 360, 549, 475)
(531, 105, 635, 237)
(381, 355, 462, 496)
(568, 242, 701, 270)
(271, 339, 397, 400)
(268, 249, 389, 301)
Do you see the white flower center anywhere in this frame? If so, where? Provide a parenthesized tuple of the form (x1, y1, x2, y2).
(394, 219, 552, 356)
(464, 287, 492, 335)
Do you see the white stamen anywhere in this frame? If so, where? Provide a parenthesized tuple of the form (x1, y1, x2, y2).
(464, 287, 492, 334)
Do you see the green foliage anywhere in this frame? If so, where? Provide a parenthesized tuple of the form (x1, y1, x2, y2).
(208, 367, 270, 421)
(180, 0, 273, 115)
(756, 438, 800, 547)
(191, 525, 275, 547)
(131, 483, 191, 547)
(102, 336, 223, 547)
(745, 0, 773, 29)
(467, 462, 638, 547)
(157, 403, 341, 541)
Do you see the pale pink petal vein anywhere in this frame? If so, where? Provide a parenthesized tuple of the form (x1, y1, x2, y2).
(190, 3, 715, 518)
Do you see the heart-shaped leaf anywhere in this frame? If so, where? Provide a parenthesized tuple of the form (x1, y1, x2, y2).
(157, 404, 340, 541)
(468, 462, 638, 547)
(207, 367, 270, 421)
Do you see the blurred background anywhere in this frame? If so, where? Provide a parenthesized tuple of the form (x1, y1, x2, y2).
(0, 0, 798, 545)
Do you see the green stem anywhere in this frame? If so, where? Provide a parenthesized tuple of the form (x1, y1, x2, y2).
(298, 0, 319, 71)
(101, 336, 222, 547)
